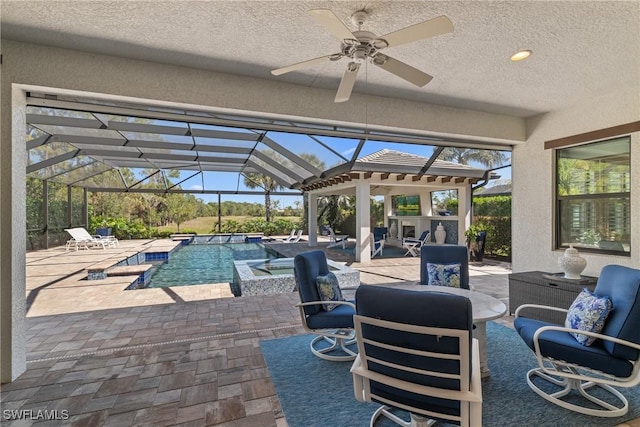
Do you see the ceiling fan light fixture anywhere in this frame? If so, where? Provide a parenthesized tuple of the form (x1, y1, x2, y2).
(510, 49, 532, 61)
(372, 53, 389, 66)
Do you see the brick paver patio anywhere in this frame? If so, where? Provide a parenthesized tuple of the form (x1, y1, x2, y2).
(3, 238, 636, 426)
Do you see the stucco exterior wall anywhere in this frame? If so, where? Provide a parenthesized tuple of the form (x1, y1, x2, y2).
(0, 40, 525, 143)
(513, 88, 640, 275)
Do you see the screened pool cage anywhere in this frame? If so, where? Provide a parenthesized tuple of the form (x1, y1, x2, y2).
(24, 94, 511, 250)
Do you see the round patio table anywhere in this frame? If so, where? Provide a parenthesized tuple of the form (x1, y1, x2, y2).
(379, 283, 507, 378)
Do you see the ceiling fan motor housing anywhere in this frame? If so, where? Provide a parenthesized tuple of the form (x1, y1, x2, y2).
(340, 31, 387, 63)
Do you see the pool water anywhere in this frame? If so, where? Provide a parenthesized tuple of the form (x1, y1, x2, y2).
(147, 243, 281, 288)
(249, 259, 295, 276)
(249, 259, 337, 277)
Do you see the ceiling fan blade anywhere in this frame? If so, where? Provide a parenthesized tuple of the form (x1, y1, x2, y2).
(309, 9, 356, 41)
(372, 54, 433, 87)
(378, 15, 453, 48)
(271, 54, 339, 76)
(335, 62, 360, 103)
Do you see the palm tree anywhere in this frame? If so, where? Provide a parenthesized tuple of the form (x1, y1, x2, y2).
(439, 148, 508, 168)
(243, 173, 282, 222)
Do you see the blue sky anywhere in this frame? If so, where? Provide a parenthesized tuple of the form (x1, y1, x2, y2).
(126, 129, 511, 207)
(199, 135, 510, 207)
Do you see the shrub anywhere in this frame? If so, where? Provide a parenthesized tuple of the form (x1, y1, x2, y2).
(90, 216, 157, 239)
(475, 215, 511, 260)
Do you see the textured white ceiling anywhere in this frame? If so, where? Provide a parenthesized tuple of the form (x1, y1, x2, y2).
(1, 1, 638, 118)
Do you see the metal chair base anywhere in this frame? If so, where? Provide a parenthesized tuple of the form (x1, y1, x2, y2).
(527, 367, 628, 417)
(370, 406, 436, 427)
(310, 333, 357, 361)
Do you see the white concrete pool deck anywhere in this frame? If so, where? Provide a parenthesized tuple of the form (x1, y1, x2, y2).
(26, 239, 236, 317)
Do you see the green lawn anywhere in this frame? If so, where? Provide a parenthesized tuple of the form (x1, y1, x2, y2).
(158, 216, 302, 234)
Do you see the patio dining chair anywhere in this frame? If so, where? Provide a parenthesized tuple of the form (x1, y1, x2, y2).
(402, 230, 430, 257)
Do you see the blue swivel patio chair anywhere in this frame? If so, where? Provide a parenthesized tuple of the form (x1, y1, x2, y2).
(514, 265, 640, 417)
(420, 245, 470, 289)
(351, 285, 482, 427)
(293, 250, 357, 361)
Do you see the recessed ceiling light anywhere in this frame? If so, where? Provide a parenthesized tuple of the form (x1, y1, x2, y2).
(511, 50, 532, 61)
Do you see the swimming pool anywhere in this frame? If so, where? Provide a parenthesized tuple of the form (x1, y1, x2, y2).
(147, 242, 281, 288)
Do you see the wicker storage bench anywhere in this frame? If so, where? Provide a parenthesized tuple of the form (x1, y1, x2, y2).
(508, 271, 598, 324)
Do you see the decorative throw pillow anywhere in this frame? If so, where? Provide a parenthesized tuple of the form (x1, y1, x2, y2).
(316, 272, 344, 311)
(427, 263, 461, 288)
(565, 288, 613, 346)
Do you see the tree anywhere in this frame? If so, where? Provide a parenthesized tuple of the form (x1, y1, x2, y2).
(243, 173, 282, 222)
(317, 194, 354, 230)
(165, 194, 197, 232)
(439, 148, 508, 168)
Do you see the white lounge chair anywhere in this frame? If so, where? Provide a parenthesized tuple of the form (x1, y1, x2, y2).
(65, 227, 118, 251)
(326, 226, 348, 249)
(285, 229, 303, 243)
(281, 229, 296, 242)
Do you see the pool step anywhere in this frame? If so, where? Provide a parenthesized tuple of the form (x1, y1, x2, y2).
(109, 265, 153, 288)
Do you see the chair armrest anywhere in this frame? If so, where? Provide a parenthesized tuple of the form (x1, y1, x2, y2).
(515, 304, 568, 319)
(296, 300, 356, 310)
(531, 324, 640, 385)
(533, 325, 640, 353)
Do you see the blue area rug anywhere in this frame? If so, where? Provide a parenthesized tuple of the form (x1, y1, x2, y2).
(260, 322, 640, 427)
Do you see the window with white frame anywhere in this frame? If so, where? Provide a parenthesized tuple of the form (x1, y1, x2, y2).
(556, 136, 630, 255)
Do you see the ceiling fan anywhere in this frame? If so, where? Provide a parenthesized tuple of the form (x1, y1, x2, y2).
(271, 9, 453, 103)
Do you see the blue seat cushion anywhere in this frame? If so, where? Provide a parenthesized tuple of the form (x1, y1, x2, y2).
(515, 316, 633, 378)
(596, 265, 640, 360)
(306, 300, 355, 329)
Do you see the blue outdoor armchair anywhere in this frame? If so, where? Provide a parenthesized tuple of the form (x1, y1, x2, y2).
(351, 285, 482, 427)
(293, 250, 357, 361)
(420, 244, 470, 289)
(515, 265, 640, 417)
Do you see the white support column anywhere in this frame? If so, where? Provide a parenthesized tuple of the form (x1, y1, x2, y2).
(355, 181, 371, 263)
(458, 185, 472, 245)
(1, 86, 27, 382)
(383, 194, 392, 229)
(420, 189, 432, 216)
(307, 192, 318, 247)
